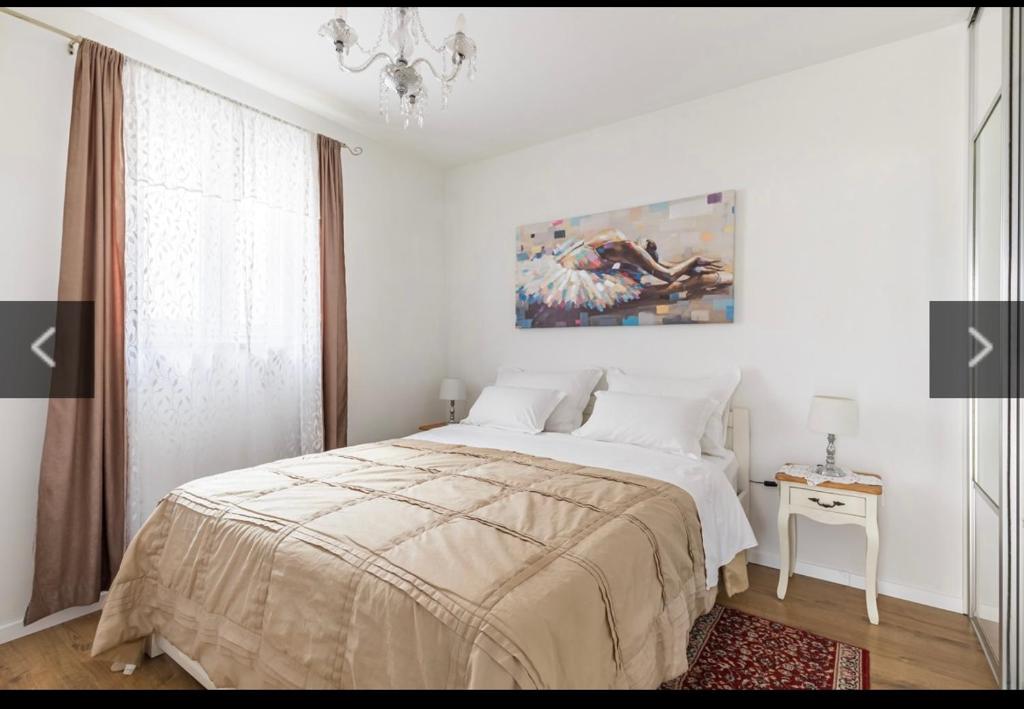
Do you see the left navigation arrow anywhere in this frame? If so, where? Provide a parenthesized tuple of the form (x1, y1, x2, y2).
(31, 326, 55, 368)
(0, 302, 93, 397)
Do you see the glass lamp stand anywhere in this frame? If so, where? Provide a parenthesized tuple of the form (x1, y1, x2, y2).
(814, 433, 846, 478)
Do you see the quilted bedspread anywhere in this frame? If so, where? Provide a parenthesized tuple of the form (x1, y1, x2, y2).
(91, 438, 733, 688)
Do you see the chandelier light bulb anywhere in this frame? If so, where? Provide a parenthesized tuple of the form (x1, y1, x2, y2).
(455, 13, 466, 33)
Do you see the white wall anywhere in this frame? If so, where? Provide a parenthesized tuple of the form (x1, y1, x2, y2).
(0, 12, 76, 644)
(0, 8, 446, 640)
(443, 26, 968, 611)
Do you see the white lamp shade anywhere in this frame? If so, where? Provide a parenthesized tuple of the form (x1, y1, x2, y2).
(439, 378, 466, 401)
(808, 396, 858, 436)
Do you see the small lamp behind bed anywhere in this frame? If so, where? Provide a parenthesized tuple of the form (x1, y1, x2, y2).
(439, 378, 466, 424)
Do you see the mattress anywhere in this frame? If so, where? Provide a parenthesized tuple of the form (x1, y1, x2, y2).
(409, 424, 754, 588)
(711, 449, 740, 491)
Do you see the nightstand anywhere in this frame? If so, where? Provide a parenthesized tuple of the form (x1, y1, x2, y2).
(418, 421, 447, 432)
(774, 467, 883, 624)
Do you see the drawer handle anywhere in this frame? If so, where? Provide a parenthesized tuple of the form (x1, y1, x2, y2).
(807, 497, 845, 509)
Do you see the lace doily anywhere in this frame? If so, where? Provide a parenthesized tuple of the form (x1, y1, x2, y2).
(779, 463, 883, 489)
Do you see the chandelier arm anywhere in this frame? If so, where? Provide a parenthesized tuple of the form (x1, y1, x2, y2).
(410, 56, 462, 84)
(337, 51, 394, 74)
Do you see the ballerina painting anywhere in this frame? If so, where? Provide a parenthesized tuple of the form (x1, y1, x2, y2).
(516, 191, 736, 328)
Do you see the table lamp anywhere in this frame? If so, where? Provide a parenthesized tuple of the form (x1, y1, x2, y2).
(439, 378, 466, 424)
(808, 395, 858, 477)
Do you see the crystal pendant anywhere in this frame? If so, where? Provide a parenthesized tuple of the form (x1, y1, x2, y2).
(378, 68, 390, 122)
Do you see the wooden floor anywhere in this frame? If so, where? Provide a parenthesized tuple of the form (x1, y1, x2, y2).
(720, 564, 997, 689)
(0, 613, 201, 689)
(0, 563, 997, 689)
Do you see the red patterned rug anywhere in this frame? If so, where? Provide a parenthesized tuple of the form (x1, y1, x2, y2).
(661, 605, 870, 690)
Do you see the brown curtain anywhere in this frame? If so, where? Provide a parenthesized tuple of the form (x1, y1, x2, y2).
(25, 41, 127, 625)
(318, 135, 348, 450)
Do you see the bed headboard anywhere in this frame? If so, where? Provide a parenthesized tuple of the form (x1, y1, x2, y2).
(725, 407, 750, 514)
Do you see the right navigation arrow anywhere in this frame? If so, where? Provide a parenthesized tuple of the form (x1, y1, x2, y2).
(968, 326, 993, 369)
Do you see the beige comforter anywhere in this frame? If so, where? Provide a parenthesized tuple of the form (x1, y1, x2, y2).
(92, 439, 744, 688)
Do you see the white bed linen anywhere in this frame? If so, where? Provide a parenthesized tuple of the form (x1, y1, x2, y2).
(408, 424, 756, 588)
(718, 450, 740, 491)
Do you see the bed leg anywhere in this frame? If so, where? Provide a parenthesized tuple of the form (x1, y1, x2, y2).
(145, 634, 165, 659)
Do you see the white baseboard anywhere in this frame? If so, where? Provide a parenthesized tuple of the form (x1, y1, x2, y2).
(0, 596, 105, 646)
(748, 551, 965, 614)
(975, 602, 999, 624)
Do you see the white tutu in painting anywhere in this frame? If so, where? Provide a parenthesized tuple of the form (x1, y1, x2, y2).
(517, 240, 645, 312)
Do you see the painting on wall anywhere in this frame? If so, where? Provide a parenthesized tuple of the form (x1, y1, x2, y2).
(516, 190, 736, 328)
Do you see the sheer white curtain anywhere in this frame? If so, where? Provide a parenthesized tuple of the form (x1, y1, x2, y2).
(123, 60, 323, 537)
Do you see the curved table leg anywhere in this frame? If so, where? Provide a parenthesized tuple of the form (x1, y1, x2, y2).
(777, 500, 791, 600)
(866, 517, 880, 624)
(789, 515, 797, 577)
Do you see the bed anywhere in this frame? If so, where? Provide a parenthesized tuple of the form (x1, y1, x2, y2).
(91, 409, 756, 689)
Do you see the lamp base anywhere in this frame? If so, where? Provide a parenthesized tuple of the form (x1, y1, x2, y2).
(817, 433, 844, 477)
(814, 463, 848, 478)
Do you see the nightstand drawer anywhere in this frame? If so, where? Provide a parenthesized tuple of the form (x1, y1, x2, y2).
(789, 486, 866, 517)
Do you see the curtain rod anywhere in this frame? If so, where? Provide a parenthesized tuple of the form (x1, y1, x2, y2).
(1, 7, 82, 53)
(0, 7, 364, 157)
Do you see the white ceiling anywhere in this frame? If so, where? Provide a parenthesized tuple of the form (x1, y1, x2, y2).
(86, 6, 969, 167)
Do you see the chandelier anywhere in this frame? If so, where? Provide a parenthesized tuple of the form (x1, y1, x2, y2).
(319, 7, 478, 129)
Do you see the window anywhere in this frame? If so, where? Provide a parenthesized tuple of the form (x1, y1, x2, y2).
(123, 61, 322, 536)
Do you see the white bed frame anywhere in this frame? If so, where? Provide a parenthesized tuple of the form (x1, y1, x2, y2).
(725, 407, 751, 515)
(145, 634, 216, 689)
(145, 406, 752, 689)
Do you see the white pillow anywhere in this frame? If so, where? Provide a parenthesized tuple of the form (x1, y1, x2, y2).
(495, 367, 603, 433)
(606, 368, 740, 453)
(571, 391, 716, 459)
(461, 385, 567, 434)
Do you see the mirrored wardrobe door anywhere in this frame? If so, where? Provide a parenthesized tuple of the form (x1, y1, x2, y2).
(1008, 7, 1024, 691)
(968, 5, 1007, 685)
(971, 92, 1003, 674)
